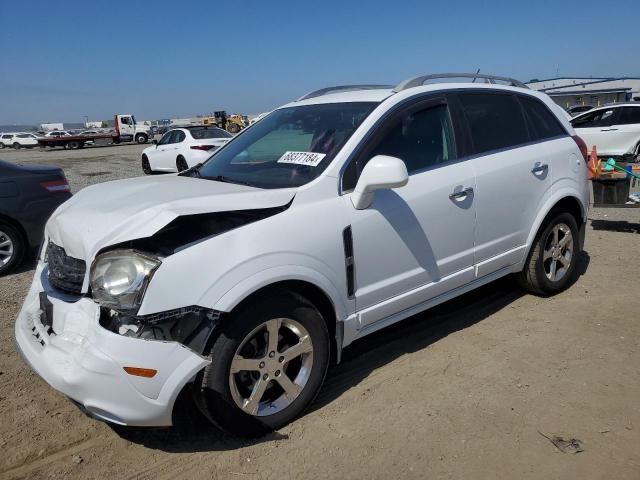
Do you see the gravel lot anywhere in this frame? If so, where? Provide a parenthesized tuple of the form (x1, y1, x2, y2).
(1, 145, 639, 479)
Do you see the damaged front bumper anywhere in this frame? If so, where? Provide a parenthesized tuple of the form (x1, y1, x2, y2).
(14, 263, 211, 427)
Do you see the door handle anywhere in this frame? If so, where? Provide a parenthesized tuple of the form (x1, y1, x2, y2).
(600, 128, 618, 131)
(449, 187, 474, 200)
(531, 164, 549, 174)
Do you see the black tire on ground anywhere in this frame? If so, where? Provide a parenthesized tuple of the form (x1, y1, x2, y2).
(516, 211, 580, 296)
(67, 140, 81, 150)
(12, 143, 21, 149)
(135, 134, 148, 144)
(176, 156, 188, 172)
(0, 143, 5, 149)
(141, 155, 152, 175)
(193, 289, 330, 437)
(0, 222, 25, 276)
(227, 123, 240, 134)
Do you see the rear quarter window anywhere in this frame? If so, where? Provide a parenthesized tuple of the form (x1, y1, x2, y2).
(519, 96, 567, 140)
(458, 93, 529, 155)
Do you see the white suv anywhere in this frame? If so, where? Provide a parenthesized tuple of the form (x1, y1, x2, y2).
(15, 73, 589, 437)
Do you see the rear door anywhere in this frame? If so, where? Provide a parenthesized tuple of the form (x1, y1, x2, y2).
(607, 106, 640, 155)
(345, 96, 477, 327)
(455, 91, 554, 276)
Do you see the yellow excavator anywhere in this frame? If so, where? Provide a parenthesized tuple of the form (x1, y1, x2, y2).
(202, 111, 246, 134)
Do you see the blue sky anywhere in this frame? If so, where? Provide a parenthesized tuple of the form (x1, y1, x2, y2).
(0, 0, 638, 124)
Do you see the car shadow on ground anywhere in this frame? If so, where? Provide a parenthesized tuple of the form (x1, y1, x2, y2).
(111, 252, 590, 453)
(590, 218, 640, 234)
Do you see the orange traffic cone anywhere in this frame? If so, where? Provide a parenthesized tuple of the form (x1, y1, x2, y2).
(587, 146, 601, 180)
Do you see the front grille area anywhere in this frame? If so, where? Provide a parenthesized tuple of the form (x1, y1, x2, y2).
(47, 243, 86, 294)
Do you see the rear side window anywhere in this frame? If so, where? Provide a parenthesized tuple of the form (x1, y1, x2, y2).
(617, 107, 640, 125)
(458, 93, 529, 155)
(174, 131, 186, 143)
(519, 96, 566, 140)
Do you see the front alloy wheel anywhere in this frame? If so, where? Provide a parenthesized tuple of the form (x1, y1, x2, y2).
(229, 318, 313, 416)
(194, 290, 329, 437)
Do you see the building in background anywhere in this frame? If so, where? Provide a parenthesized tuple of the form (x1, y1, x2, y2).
(527, 77, 640, 109)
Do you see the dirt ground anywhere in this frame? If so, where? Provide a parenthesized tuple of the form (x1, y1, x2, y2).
(1, 145, 639, 479)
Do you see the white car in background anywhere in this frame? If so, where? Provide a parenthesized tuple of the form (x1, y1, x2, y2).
(0, 133, 16, 148)
(571, 103, 640, 160)
(45, 131, 71, 138)
(141, 126, 232, 174)
(9, 132, 40, 149)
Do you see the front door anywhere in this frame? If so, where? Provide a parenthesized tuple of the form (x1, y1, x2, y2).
(571, 107, 619, 153)
(346, 98, 476, 328)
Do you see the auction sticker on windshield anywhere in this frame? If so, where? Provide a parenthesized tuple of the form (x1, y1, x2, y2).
(277, 151, 326, 167)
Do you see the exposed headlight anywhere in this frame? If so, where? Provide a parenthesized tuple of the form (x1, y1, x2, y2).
(90, 250, 161, 312)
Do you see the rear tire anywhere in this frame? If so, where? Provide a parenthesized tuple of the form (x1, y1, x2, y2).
(193, 289, 330, 437)
(0, 142, 5, 149)
(517, 211, 580, 296)
(141, 154, 152, 175)
(176, 156, 188, 172)
(227, 123, 240, 134)
(0, 223, 25, 276)
(135, 133, 148, 144)
(67, 140, 80, 150)
(12, 142, 21, 149)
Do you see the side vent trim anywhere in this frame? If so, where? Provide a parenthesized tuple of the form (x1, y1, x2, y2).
(342, 226, 355, 298)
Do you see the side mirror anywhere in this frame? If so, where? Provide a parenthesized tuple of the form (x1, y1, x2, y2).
(152, 139, 158, 145)
(351, 155, 408, 210)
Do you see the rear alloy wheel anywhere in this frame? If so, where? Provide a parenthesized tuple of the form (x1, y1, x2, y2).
(194, 290, 330, 437)
(141, 155, 152, 175)
(13, 142, 21, 149)
(517, 212, 579, 295)
(176, 156, 188, 172)
(0, 223, 24, 275)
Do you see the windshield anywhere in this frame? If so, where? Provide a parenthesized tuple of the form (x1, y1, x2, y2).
(196, 102, 377, 188)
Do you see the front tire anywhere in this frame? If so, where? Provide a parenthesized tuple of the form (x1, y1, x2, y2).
(135, 133, 148, 144)
(0, 223, 25, 276)
(141, 154, 152, 175)
(193, 289, 330, 437)
(517, 212, 580, 295)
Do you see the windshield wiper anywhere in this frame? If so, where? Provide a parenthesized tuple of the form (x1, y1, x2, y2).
(205, 174, 252, 186)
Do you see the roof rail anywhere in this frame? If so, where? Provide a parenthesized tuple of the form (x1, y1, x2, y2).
(297, 84, 394, 101)
(393, 73, 528, 92)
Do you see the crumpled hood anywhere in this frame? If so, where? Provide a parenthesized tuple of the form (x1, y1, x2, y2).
(46, 175, 296, 261)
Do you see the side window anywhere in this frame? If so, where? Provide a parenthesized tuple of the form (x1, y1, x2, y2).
(617, 107, 640, 125)
(369, 104, 457, 174)
(571, 108, 616, 128)
(458, 93, 529, 154)
(158, 131, 174, 145)
(519, 96, 566, 140)
(120, 116, 131, 125)
(174, 131, 186, 143)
